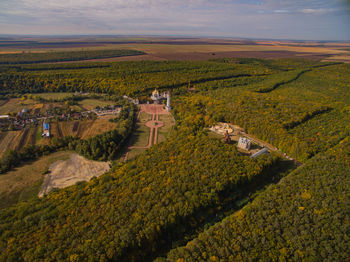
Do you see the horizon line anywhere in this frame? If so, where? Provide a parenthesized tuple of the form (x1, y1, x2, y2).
(0, 34, 349, 43)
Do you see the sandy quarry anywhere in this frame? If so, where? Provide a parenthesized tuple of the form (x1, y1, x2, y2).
(38, 153, 110, 197)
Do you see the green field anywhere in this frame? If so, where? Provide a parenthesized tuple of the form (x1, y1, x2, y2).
(33, 92, 74, 100)
(127, 112, 152, 148)
(157, 114, 175, 143)
(78, 99, 115, 110)
(131, 123, 151, 147)
(127, 148, 147, 160)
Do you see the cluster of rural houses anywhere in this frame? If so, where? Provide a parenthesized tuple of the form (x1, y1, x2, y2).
(0, 108, 39, 130)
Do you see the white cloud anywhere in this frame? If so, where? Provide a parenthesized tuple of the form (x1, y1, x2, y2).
(0, 0, 349, 40)
(301, 8, 333, 14)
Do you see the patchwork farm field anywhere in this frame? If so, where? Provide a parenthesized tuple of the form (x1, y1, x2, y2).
(0, 95, 119, 157)
(0, 127, 38, 157)
(0, 98, 37, 115)
(0, 95, 116, 116)
(1, 36, 349, 62)
(48, 118, 117, 139)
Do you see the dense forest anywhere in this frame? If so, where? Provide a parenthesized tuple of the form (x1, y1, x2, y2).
(0, 59, 273, 95)
(0, 121, 280, 261)
(0, 49, 144, 64)
(167, 138, 350, 261)
(0, 58, 349, 261)
(70, 104, 136, 161)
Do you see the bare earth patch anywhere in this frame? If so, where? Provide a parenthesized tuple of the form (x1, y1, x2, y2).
(39, 153, 110, 197)
(0, 151, 70, 209)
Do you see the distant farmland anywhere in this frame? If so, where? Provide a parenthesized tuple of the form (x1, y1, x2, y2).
(0, 49, 145, 64)
(1, 36, 349, 62)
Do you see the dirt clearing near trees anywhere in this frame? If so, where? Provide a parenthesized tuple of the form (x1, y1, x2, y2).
(0, 151, 71, 209)
(38, 153, 110, 197)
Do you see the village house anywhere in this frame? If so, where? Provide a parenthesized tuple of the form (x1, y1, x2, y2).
(42, 123, 50, 137)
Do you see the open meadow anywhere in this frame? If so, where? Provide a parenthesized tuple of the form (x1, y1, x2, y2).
(0, 151, 71, 209)
(125, 104, 174, 161)
(157, 114, 175, 143)
(47, 117, 117, 140)
(34, 92, 75, 100)
(79, 99, 115, 110)
(0, 98, 37, 115)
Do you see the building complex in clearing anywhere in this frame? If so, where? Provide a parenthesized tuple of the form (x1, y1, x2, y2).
(209, 122, 271, 159)
(151, 88, 171, 111)
(209, 123, 234, 135)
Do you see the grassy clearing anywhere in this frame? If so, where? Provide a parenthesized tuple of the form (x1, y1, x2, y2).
(127, 148, 147, 160)
(131, 124, 150, 147)
(80, 118, 116, 139)
(127, 112, 152, 148)
(34, 92, 74, 100)
(207, 131, 224, 139)
(78, 99, 115, 110)
(157, 114, 175, 143)
(49, 118, 117, 139)
(0, 96, 116, 116)
(139, 111, 153, 122)
(0, 100, 8, 107)
(36, 126, 42, 142)
(0, 151, 71, 209)
(0, 131, 23, 157)
(0, 98, 37, 115)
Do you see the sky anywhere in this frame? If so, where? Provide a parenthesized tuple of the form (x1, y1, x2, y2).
(1, 0, 350, 41)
